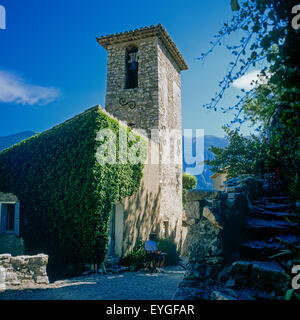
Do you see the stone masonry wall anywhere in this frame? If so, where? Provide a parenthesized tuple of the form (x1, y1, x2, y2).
(181, 182, 257, 279)
(105, 37, 159, 134)
(104, 34, 184, 253)
(175, 176, 298, 300)
(175, 177, 264, 299)
(0, 254, 49, 291)
(157, 38, 183, 245)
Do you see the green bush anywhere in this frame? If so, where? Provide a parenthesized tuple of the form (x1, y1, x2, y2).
(156, 238, 179, 266)
(119, 240, 146, 269)
(0, 106, 146, 277)
(120, 238, 179, 268)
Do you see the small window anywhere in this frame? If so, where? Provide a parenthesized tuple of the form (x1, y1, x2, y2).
(125, 48, 138, 89)
(0, 201, 20, 235)
(6, 204, 15, 231)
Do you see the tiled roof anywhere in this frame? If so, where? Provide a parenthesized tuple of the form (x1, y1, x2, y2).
(97, 24, 188, 71)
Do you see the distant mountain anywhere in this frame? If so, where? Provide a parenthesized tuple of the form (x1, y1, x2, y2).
(183, 135, 228, 190)
(0, 131, 36, 152)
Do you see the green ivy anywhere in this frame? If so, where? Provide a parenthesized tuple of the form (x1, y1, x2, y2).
(0, 106, 146, 274)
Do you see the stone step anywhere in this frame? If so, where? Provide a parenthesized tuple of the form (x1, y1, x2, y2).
(253, 203, 293, 213)
(224, 178, 242, 187)
(252, 196, 291, 205)
(261, 187, 286, 197)
(245, 218, 298, 240)
(238, 235, 300, 261)
(262, 183, 286, 192)
(230, 260, 289, 294)
(232, 287, 275, 300)
(250, 207, 294, 221)
(239, 240, 281, 261)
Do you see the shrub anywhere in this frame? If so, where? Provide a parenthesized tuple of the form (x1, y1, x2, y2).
(119, 240, 146, 269)
(156, 238, 179, 266)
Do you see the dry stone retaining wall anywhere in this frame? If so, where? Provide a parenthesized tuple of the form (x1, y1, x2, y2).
(181, 188, 253, 273)
(175, 177, 295, 300)
(176, 178, 263, 299)
(0, 253, 49, 291)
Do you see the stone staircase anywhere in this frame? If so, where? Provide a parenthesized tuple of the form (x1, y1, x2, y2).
(174, 176, 299, 300)
(219, 179, 299, 299)
(239, 196, 299, 261)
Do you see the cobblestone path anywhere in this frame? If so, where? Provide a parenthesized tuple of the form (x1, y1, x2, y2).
(0, 266, 185, 300)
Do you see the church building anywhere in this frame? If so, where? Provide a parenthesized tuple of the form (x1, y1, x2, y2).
(0, 24, 188, 271)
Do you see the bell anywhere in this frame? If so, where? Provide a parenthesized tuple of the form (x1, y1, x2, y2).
(129, 61, 137, 70)
(128, 52, 138, 63)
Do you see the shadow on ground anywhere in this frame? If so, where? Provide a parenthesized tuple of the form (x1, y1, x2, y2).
(0, 266, 185, 300)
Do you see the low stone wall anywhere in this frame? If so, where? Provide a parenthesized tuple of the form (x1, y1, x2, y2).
(181, 189, 251, 279)
(0, 254, 49, 291)
(182, 179, 259, 278)
(176, 177, 263, 299)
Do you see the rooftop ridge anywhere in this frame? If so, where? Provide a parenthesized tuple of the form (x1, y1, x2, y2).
(0, 105, 149, 153)
(97, 24, 188, 71)
(96, 105, 149, 141)
(56, 104, 149, 139)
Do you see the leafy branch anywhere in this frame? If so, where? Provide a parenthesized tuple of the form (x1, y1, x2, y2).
(199, 0, 294, 125)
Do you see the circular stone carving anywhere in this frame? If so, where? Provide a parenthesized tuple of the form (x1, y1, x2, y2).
(119, 97, 136, 109)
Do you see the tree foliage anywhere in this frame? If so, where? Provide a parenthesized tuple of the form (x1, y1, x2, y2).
(206, 128, 266, 178)
(182, 172, 197, 206)
(202, 0, 300, 199)
(201, 0, 299, 123)
(183, 172, 197, 190)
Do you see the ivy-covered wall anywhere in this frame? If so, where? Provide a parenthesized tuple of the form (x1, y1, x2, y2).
(0, 106, 146, 276)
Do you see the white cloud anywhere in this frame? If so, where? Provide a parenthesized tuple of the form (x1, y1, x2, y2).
(232, 70, 270, 90)
(0, 70, 60, 106)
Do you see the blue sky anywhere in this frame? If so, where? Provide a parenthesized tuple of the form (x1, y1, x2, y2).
(0, 0, 259, 137)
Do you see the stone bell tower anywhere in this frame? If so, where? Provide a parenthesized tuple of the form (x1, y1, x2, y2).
(97, 24, 188, 253)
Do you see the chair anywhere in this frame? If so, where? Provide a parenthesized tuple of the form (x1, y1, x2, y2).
(144, 251, 157, 273)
